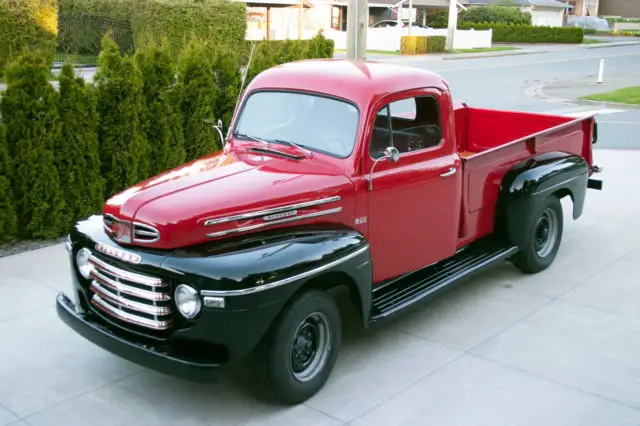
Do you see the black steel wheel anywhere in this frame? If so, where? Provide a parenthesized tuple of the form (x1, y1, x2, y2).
(255, 290, 341, 404)
(513, 195, 564, 274)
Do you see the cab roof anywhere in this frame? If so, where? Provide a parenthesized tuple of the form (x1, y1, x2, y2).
(244, 59, 450, 110)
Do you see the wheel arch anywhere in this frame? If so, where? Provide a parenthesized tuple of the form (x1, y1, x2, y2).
(495, 151, 588, 249)
(287, 268, 371, 328)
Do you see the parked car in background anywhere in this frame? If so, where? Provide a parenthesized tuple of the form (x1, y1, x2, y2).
(371, 19, 431, 28)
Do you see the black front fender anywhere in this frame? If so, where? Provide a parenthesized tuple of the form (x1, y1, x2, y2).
(161, 227, 373, 357)
(496, 151, 589, 249)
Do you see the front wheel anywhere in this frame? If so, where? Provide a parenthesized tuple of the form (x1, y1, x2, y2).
(255, 290, 341, 404)
(512, 195, 564, 274)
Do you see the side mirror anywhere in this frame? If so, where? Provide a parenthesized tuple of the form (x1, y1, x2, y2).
(368, 146, 400, 191)
(213, 119, 225, 146)
(385, 146, 400, 163)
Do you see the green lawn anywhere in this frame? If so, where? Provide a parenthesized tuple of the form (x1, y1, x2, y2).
(580, 86, 640, 105)
(446, 46, 520, 54)
(583, 38, 608, 44)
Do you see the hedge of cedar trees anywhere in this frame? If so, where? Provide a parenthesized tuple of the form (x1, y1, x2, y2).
(0, 33, 335, 242)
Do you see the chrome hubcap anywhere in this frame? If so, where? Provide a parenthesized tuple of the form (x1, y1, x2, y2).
(534, 208, 558, 258)
(290, 312, 332, 382)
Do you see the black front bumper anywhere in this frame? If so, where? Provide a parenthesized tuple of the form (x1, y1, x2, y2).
(56, 292, 222, 382)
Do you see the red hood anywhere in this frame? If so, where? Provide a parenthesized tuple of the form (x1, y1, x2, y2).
(103, 146, 356, 249)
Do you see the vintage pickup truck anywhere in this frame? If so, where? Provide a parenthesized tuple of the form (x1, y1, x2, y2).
(57, 59, 603, 404)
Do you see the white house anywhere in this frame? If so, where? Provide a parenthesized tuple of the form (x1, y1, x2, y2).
(463, 0, 569, 27)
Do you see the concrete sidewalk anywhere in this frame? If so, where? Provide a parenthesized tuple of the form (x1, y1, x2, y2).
(541, 74, 640, 107)
(1, 148, 639, 426)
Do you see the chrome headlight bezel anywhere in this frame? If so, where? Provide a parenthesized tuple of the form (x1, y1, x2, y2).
(175, 284, 202, 319)
(76, 247, 93, 279)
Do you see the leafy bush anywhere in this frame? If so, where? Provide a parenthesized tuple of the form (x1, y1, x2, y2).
(426, 35, 446, 52)
(58, 0, 132, 20)
(212, 47, 242, 127)
(0, 124, 18, 240)
(243, 41, 277, 87)
(462, 4, 531, 26)
(56, 63, 104, 229)
(426, 5, 531, 29)
(307, 30, 334, 58)
(426, 9, 448, 28)
(0, 51, 65, 238)
(401, 35, 445, 54)
(401, 36, 420, 55)
(133, 0, 247, 61)
(94, 36, 151, 197)
(176, 39, 219, 161)
(0, 0, 58, 75)
(583, 28, 597, 35)
(460, 23, 584, 43)
(134, 39, 186, 175)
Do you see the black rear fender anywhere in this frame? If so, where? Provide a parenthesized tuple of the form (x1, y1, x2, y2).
(495, 151, 589, 249)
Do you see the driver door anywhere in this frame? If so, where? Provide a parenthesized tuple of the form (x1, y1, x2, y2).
(364, 89, 461, 283)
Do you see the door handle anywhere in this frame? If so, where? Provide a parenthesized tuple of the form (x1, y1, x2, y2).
(440, 167, 456, 177)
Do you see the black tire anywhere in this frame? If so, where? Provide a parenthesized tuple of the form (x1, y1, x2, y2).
(512, 195, 563, 274)
(255, 289, 342, 404)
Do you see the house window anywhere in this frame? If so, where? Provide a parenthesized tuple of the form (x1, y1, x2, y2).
(331, 6, 341, 30)
(369, 96, 442, 158)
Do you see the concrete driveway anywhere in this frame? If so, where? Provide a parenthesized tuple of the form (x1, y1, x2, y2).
(0, 146, 639, 426)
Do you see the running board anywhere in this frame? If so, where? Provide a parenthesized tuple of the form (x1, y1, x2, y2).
(370, 237, 518, 321)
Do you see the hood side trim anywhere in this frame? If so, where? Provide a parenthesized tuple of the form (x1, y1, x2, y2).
(206, 207, 343, 238)
(203, 196, 342, 226)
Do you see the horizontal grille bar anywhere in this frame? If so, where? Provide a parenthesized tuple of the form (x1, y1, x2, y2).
(92, 295, 173, 330)
(90, 269, 170, 302)
(89, 255, 165, 288)
(90, 281, 172, 316)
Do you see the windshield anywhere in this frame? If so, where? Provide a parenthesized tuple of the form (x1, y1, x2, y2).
(233, 91, 360, 158)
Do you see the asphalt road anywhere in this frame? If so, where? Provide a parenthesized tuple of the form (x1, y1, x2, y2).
(370, 43, 640, 150)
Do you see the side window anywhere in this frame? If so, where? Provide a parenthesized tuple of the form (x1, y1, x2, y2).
(369, 95, 443, 158)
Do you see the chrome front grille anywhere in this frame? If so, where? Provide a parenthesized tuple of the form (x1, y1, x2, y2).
(87, 255, 173, 330)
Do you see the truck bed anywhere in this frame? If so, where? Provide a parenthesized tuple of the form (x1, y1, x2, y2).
(453, 102, 596, 246)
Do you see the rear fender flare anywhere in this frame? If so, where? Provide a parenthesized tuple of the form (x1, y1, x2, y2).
(495, 151, 588, 249)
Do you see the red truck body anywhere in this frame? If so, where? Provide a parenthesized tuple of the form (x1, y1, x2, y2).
(103, 60, 597, 282)
(58, 59, 602, 404)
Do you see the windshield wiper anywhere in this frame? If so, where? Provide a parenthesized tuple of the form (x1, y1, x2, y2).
(235, 133, 312, 157)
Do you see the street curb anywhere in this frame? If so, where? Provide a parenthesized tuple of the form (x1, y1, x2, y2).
(584, 41, 640, 49)
(442, 50, 547, 60)
(573, 98, 640, 109)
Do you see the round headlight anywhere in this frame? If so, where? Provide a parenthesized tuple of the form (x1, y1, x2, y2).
(175, 284, 201, 319)
(76, 248, 93, 279)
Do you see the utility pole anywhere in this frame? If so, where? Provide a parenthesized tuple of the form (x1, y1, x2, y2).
(408, 0, 412, 35)
(445, 0, 457, 50)
(346, 0, 368, 59)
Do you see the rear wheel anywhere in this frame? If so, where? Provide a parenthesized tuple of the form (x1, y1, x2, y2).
(513, 195, 563, 274)
(255, 290, 341, 404)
